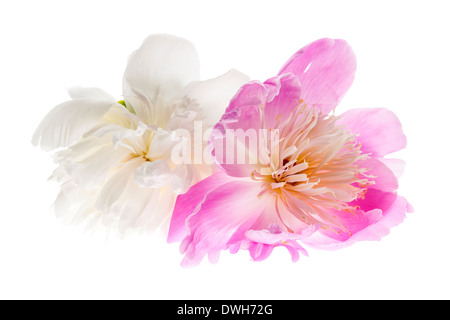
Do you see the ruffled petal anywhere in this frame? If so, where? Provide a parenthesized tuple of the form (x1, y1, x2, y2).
(209, 82, 266, 177)
(278, 38, 356, 114)
(147, 128, 178, 160)
(378, 158, 406, 178)
(167, 170, 235, 243)
(238, 223, 309, 262)
(179, 180, 267, 267)
(96, 157, 144, 211)
(360, 157, 398, 192)
(69, 144, 132, 189)
(103, 168, 176, 234)
(263, 73, 302, 128)
(134, 159, 172, 188)
(123, 34, 200, 103)
(245, 223, 304, 244)
(337, 108, 407, 157)
(302, 195, 411, 250)
(32, 98, 116, 151)
(352, 189, 398, 214)
(180, 69, 251, 125)
(220, 81, 267, 130)
(247, 243, 274, 261)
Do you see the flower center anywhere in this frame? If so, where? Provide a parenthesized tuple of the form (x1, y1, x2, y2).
(114, 95, 202, 166)
(251, 104, 373, 233)
(131, 150, 152, 162)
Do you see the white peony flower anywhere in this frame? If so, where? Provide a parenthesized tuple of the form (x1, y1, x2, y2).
(32, 34, 249, 235)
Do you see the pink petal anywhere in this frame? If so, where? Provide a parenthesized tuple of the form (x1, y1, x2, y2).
(179, 180, 267, 267)
(245, 223, 304, 245)
(378, 158, 406, 178)
(352, 189, 398, 214)
(348, 195, 410, 243)
(304, 188, 401, 245)
(167, 170, 234, 243)
(223, 81, 267, 131)
(302, 195, 410, 250)
(360, 157, 398, 192)
(248, 243, 274, 262)
(278, 38, 356, 114)
(280, 243, 306, 262)
(301, 208, 383, 249)
(239, 220, 311, 262)
(263, 73, 302, 128)
(246, 195, 312, 235)
(209, 82, 266, 177)
(337, 108, 407, 157)
(239, 235, 308, 262)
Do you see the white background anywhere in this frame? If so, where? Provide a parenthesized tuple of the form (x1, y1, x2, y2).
(1, 0, 449, 300)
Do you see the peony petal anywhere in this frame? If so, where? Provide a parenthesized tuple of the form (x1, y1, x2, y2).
(352, 189, 398, 214)
(134, 159, 172, 188)
(360, 158, 398, 192)
(167, 170, 235, 243)
(32, 98, 116, 151)
(179, 69, 251, 125)
(101, 170, 175, 234)
(96, 157, 144, 210)
(301, 208, 382, 250)
(377, 158, 406, 178)
(123, 34, 200, 103)
(238, 226, 309, 262)
(71, 144, 132, 188)
(247, 243, 274, 262)
(302, 193, 411, 250)
(179, 180, 267, 267)
(170, 164, 193, 194)
(278, 38, 356, 114)
(119, 184, 176, 235)
(263, 73, 302, 128)
(67, 86, 116, 101)
(245, 223, 304, 245)
(282, 244, 300, 262)
(147, 128, 178, 160)
(53, 134, 111, 164)
(209, 82, 266, 177)
(223, 81, 267, 129)
(53, 179, 99, 224)
(337, 108, 407, 157)
(304, 190, 399, 246)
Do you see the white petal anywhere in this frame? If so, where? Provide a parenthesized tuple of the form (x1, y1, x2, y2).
(70, 144, 131, 188)
(134, 159, 172, 188)
(179, 69, 250, 125)
(123, 34, 200, 103)
(147, 128, 178, 160)
(140, 186, 177, 234)
(32, 98, 115, 151)
(166, 109, 199, 131)
(53, 134, 111, 163)
(114, 185, 176, 235)
(170, 164, 193, 194)
(68, 86, 116, 101)
(111, 121, 148, 154)
(52, 157, 177, 234)
(96, 157, 144, 210)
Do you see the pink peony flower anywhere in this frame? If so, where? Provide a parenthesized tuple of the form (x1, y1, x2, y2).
(168, 38, 412, 267)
